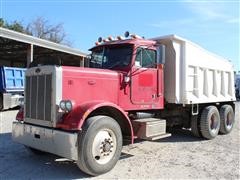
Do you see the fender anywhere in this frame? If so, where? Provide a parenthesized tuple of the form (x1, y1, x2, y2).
(57, 101, 134, 144)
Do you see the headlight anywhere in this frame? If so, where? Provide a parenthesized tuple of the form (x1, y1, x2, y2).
(59, 100, 66, 111)
(59, 100, 74, 112)
(65, 101, 73, 111)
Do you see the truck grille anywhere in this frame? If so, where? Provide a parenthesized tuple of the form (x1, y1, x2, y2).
(25, 74, 52, 121)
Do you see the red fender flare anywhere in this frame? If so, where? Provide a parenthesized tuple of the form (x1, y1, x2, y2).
(57, 101, 134, 144)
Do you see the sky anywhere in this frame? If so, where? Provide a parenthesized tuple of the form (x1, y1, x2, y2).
(1, 0, 239, 71)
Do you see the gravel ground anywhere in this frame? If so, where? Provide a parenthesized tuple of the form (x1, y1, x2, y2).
(0, 103, 239, 179)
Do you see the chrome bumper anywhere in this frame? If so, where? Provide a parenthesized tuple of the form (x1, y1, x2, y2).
(12, 122, 78, 160)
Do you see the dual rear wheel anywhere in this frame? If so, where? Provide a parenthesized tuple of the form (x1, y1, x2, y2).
(219, 105, 235, 134)
(191, 105, 234, 139)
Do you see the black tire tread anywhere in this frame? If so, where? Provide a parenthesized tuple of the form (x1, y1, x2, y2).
(219, 105, 234, 134)
(77, 116, 100, 175)
(191, 116, 201, 137)
(77, 115, 122, 176)
(200, 106, 220, 140)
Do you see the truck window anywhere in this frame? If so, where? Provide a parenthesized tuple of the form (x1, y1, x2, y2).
(135, 48, 156, 68)
(90, 45, 133, 70)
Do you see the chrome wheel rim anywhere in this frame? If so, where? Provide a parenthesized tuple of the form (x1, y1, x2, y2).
(92, 129, 117, 165)
(226, 112, 233, 130)
(210, 113, 218, 134)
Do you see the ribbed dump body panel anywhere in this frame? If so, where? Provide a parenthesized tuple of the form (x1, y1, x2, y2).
(152, 35, 236, 104)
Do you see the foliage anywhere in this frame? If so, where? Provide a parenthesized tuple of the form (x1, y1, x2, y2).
(0, 18, 25, 33)
(0, 17, 70, 45)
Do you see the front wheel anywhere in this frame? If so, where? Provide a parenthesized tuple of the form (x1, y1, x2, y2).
(77, 116, 122, 176)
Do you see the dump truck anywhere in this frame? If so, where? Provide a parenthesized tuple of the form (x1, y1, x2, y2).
(12, 32, 236, 176)
(0, 66, 25, 110)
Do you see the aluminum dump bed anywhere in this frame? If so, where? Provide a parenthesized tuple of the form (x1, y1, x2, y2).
(152, 35, 236, 105)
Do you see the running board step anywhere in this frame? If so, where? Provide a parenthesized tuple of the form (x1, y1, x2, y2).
(132, 118, 171, 140)
(144, 133, 171, 141)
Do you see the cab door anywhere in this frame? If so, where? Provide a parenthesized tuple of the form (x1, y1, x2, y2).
(130, 47, 162, 106)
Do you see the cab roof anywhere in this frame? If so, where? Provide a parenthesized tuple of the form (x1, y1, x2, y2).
(89, 38, 156, 51)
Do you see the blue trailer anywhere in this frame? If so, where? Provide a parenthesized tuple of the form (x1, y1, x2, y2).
(0, 66, 26, 110)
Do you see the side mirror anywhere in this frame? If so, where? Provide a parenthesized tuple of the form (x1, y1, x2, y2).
(157, 44, 166, 64)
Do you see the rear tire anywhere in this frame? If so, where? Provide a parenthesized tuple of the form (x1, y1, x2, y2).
(219, 105, 234, 134)
(77, 115, 122, 176)
(191, 115, 201, 137)
(200, 106, 220, 140)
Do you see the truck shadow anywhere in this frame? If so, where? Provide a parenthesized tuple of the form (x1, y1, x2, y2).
(132, 128, 205, 144)
(159, 128, 205, 143)
(0, 133, 90, 179)
(0, 106, 20, 112)
(0, 129, 210, 179)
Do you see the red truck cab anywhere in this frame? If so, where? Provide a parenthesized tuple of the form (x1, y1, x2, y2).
(57, 37, 165, 130)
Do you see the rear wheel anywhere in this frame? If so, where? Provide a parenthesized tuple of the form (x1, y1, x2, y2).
(191, 115, 201, 137)
(77, 115, 122, 176)
(219, 105, 234, 134)
(200, 106, 220, 139)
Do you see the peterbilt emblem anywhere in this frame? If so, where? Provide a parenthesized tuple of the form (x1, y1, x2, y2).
(35, 68, 41, 73)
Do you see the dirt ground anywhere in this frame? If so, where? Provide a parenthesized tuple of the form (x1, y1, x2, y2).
(0, 103, 239, 179)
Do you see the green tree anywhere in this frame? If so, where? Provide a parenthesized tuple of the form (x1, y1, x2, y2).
(0, 18, 4, 27)
(0, 18, 25, 33)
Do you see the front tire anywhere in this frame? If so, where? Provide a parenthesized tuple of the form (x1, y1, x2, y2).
(200, 106, 220, 140)
(77, 116, 122, 176)
(219, 105, 234, 134)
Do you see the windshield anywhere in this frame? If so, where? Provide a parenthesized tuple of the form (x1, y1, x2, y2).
(90, 45, 133, 69)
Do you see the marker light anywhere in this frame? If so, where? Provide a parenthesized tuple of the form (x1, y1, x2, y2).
(108, 36, 114, 41)
(95, 42, 100, 46)
(117, 36, 124, 40)
(131, 34, 142, 39)
(103, 38, 109, 42)
(98, 37, 103, 42)
(124, 31, 130, 38)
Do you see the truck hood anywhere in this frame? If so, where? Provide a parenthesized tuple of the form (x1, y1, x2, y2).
(62, 66, 121, 106)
